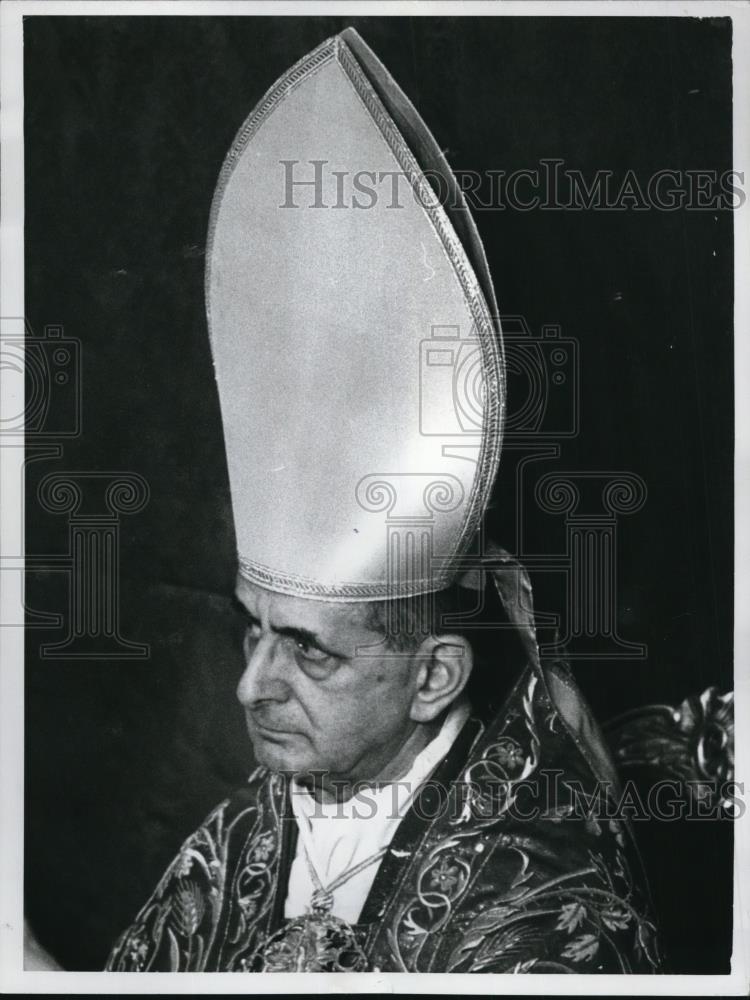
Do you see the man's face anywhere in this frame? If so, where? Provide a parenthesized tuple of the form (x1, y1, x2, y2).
(234, 577, 419, 782)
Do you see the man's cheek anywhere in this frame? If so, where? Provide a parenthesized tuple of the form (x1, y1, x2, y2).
(306, 705, 362, 753)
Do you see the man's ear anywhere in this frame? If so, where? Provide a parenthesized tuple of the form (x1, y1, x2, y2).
(409, 634, 473, 723)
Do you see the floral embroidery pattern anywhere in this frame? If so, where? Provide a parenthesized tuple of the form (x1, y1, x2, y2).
(106, 770, 285, 973)
(429, 857, 463, 893)
(126, 936, 148, 970)
(377, 670, 661, 974)
(251, 833, 276, 863)
(488, 738, 526, 772)
(443, 845, 659, 972)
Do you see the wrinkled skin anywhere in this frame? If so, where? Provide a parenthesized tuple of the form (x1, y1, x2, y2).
(234, 576, 471, 794)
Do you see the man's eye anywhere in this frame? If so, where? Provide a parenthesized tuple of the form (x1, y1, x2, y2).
(245, 621, 262, 641)
(294, 639, 328, 662)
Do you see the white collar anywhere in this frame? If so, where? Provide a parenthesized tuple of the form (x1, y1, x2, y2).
(284, 700, 470, 922)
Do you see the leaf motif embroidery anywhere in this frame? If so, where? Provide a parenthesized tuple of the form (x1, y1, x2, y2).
(601, 906, 631, 931)
(585, 815, 602, 837)
(446, 905, 520, 969)
(464, 905, 519, 940)
(401, 911, 428, 941)
(511, 957, 539, 973)
(471, 923, 544, 972)
(608, 819, 626, 847)
(171, 879, 205, 937)
(556, 901, 587, 934)
(560, 932, 600, 963)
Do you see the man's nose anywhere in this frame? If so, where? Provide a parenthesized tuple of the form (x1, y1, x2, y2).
(236, 636, 290, 706)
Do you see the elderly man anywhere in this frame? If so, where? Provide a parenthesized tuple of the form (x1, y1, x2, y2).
(106, 28, 659, 974)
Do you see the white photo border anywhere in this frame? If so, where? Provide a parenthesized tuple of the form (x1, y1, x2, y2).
(1, 0, 747, 993)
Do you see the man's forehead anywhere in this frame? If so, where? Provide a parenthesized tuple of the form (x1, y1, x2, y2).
(234, 575, 373, 635)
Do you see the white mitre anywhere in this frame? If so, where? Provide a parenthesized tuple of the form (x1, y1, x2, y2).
(206, 27, 505, 603)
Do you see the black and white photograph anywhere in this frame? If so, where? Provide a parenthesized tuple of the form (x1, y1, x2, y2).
(1, 0, 747, 992)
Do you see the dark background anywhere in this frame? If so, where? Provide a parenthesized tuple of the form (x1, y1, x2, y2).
(24, 15, 734, 973)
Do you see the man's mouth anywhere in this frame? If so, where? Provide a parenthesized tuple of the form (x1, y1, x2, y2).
(248, 715, 296, 738)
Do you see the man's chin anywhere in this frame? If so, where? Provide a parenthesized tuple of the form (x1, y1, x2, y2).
(249, 732, 313, 774)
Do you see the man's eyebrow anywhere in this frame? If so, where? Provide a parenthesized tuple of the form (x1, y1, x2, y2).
(231, 596, 346, 659)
